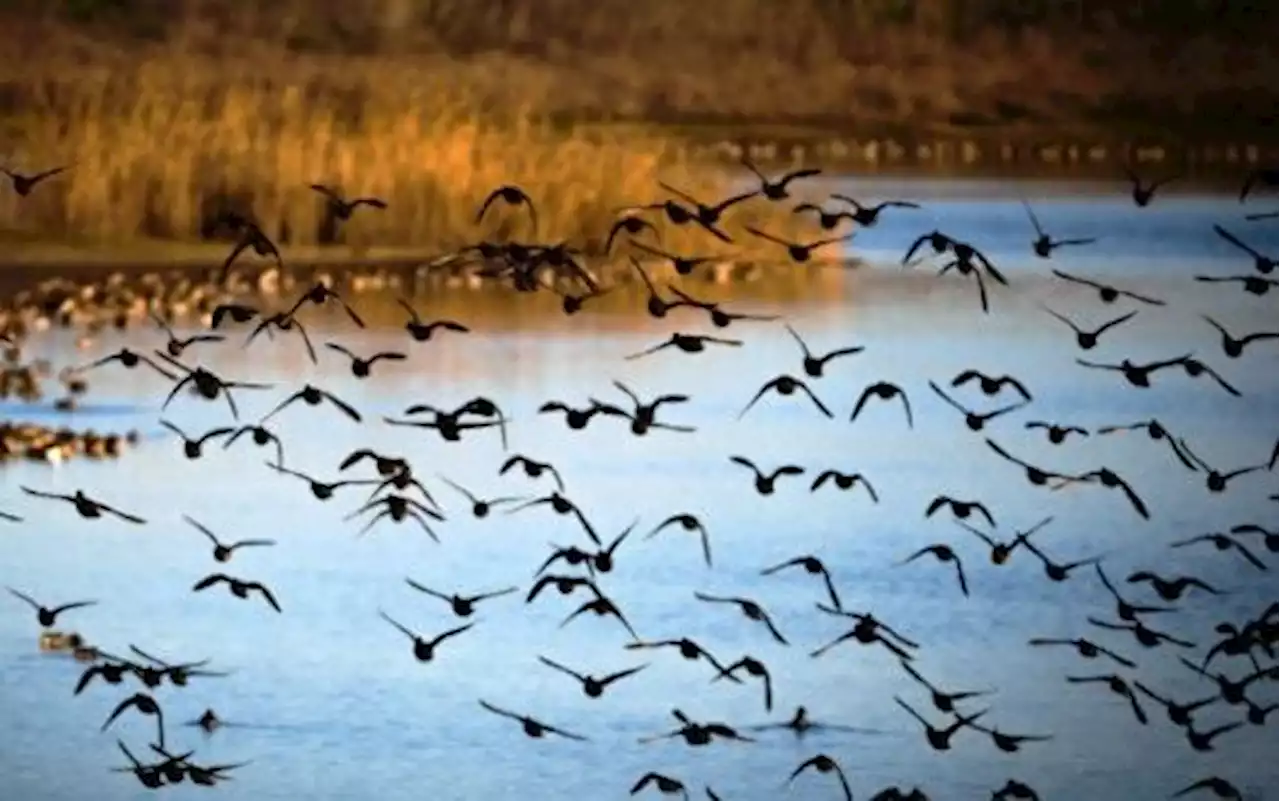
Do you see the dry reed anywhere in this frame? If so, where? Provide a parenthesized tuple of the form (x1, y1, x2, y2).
(0, 57, 811, 258)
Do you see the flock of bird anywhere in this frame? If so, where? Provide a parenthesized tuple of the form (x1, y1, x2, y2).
(1, 155, 1278, 801)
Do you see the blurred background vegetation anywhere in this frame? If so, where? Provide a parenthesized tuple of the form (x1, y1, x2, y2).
(0, 0, 1272, 252)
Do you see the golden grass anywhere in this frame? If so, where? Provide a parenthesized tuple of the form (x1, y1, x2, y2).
(0, 56, 813, 259)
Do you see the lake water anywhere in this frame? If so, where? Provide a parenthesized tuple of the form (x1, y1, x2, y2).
(0, 177, 1276, 801)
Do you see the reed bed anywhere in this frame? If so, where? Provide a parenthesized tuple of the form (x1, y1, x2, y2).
(0, 57, 809, 257)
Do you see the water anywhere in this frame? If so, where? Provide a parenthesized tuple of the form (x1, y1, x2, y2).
(0, 177, 1276, 801)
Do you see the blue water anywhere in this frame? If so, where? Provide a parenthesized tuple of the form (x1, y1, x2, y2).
(0, 178, 1276, 801)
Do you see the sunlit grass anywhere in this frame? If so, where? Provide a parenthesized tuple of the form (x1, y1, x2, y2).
(0, 58, 810, 259)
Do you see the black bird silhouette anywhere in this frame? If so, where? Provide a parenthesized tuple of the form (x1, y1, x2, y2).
(630, 772, 689, 799)
(1021, 541, 1103, 583)
(159, 420, 233, 460)
(1231, 523, 1278, 554)
(1123, 166, 1178, 207)
(286, 281, 366, 328)
(665, 285, 779, 329)
(324, 342, 406, 378)
(1021, 201, 1096, 257)
(830, 194, 921, 226)
(507, 492, 602, 545)
(396, 299, 470, 342)
(657, 182, 758, 231)
(1171, 532, 1267, 571)
(378, 610, 474, 662)
(747, 705, 874, 738)
(1027, 636, 1135, 669)
(628, 241, 718, 278)
(309, 184, 387, 219)
(728, 456, 805, 497)
(950, 369, 1032, 402)
(101, 692, 167, 747)
(1194, 274, 1278, 296)
(1169, 356, 1241, 397)
(1066, 674, 1147, 724)
(158, 353, 273, 420)
(893, 696, 987, 750)
(184, 516, 274, 563)
(646, 514, 714, 568)
(737, 374, 832, 419)
(1051, 269, 1166, 305)
(620, 197, 734, 243)
(761, 555, 843, 610)
(191, 573, 281, 612)
(1239, 166, 1278, 202)
(209, 303, 259, 330)
(265, 462, 372, 502)
(1095, 419, 1199, 470)
(786, 754, 853, 801)
(20, 486, 145, 524)
(1131, 681, 1218, 727)
(955, 516, 1052, 566)
(560, 594, 640, 641)
(625, 638, 740, 677)
(2, 164, 70, 196)
(1075, 354, 1190, 389)
(899, 659, 992, 713)
(1127, 572, 1224, 602)
(1087, 615, 1195, 650)
(1024, 420, 1089, 445)
(849, 382, 913, 428)
(602, 380, 696, 436)
(149, 311, 225, 358)
(1171, 776, 1244, 800)
(624, 333, 742, 361)
(345, 492, 444, 539)
(538, 398, 614, 431)
(476, 185, 538, 233)
(7, 588, 97, 627)
(970, 724, 1053, 754)
(637, 708, 754, 746)
(809, 470, 879, 502)
(525, 574, 602, 605)
(744, 226, 853, 263)
(405, 579, 517, 618)
(984, 439, 1077, 487)
(223, 423, 286, 468)
(78, 348, 177, 380)
(538, 655, 648, 698)
(711, 655, 774, 711)
(928, 380, 1026, 431)
(693, 591, 789, 645)
(1183, 721, 1243, 753)
(925, 495, 995, 527)
(784, 323, 864, 377)
(244, 310, 318, 363)
(499, 454, 565, 492)
(217, 213, 282, 282)
(1094, 564, 1177, 623)
(604, 215, 661, 254)
(436, 475, 523, 519)
(1212, 224, 1276, 274)
(478, 700, 587, 741)
(897, 544, 969, 596)
(1201, 315, 1277, 358)
(792, 202, 858, 230)
(1177, 439, 1264, 493)
(811, 605, 920, 661)
(1042, 305, 1139, 350)
(1058, 467, 1150, 520)
(110, 739, 170, 788)
(263, 384, 362, 424)
(740, 157, 821, 200)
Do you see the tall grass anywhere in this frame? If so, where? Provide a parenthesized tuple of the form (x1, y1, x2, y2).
(0, 1, 1271, 252)
(0, 59, 807, 254)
